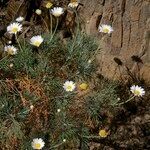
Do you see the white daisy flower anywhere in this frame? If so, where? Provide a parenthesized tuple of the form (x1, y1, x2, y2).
(31, 138, 45, 150)
(30, 35, 44, 47)
(130, 85, 145, 97)
(63, 81, 76, 92)
(16, 16, 24, 22)
(98, 24, 113, 34)
(4, 45, 17, 55)
(7, 22, 22, 34)
(35, 9, 42, 15)
(51, 7, 64, 17)
(68, 2, 79, 8)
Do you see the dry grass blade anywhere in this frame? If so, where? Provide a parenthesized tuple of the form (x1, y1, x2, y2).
(6, 0, 26, 21)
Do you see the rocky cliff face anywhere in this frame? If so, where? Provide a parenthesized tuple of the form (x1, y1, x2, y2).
(2, 0, 149, 82)
(79, 0, 150, 83)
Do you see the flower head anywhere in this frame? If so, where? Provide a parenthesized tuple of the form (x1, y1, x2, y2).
(79, 83, 88, 90)
(68, 2, 79, 8)
(63, 81, 76, 92)
(88, 60, 92, 64)
(7, 22, 22, 34)
(45, 2, 53, 9)
(35, 9, 42, 15)
(30, 35, 44, 47)
(16, 16, 24, 22)
(32, 138, 45, 150)
(130, 85, 145, 97)
(98, 24, 113, 34)
(8, 41, 12, 44)
(9, 63, 14, 68)
(57, 109, 61, 112)
(51, 7, 64, 17)
(99, 129, 109, 138)
(30, 105, 34, 110)
(4, 45, 17, 55)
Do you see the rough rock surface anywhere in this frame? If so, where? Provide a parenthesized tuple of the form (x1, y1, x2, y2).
(79, 0, 150, 83)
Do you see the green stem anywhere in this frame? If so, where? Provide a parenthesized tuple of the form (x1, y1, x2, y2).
(115, 96, 135, 106)
(49, 10, 53, 35)
(50, 18, 58, 41)
(49, 141, 65, 149)
(15, 34, 23, 51)
(70, 9, 79, 51)
(0, 55, 8, 62)
(51, 91, 76, 100)
(83, 135, 102, 139)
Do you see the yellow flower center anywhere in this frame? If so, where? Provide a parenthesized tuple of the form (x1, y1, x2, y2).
(67, 85, 72, 90)
(12, 27, 18, 33)
(134, 90, 140, 95)
(103, 28, 109, 33)
(34, 143, 41, 149)
(69, 2, 78, 7)
(53, 12, 61, 17)
(79, 83, 88, 90)
(46, 2, 53, 8)
(34, 41, 41, 47)
(99, 129, 108, 138)
(7, 48, 14, 55)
